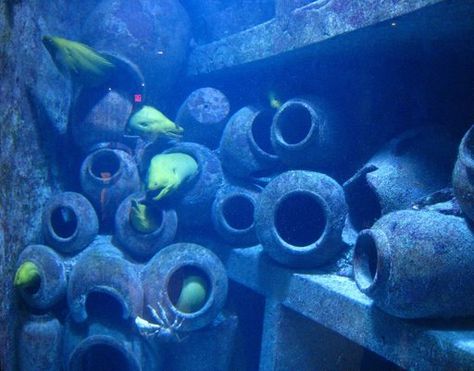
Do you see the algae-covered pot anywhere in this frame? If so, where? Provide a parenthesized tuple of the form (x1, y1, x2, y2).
(42, 192, 98, 255)
(353, 210, 474, 319)
(19, 314, 62, 371)
(63, 318, 162, 371)
(219, 106, 281, 180)
(255, 170, 348, 268)
(344, 127, 457, 231)
(162, 142, 224, 229)
(16, 244, 66, 310)
(81, 0, 191, 104)
(142, 243, 228, 332)
(176, 87, 230, 149)
(67, 236, 143, 323)
(69, 88, 133, 153)
(271, 97, 345, 175)
(211, 184, 259, 246)
(80, 147, 140, 230)
(453, 125, 474, 222)
(114, 192, 178, 260)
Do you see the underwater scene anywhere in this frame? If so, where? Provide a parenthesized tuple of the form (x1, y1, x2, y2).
(1, 0, 474, 370)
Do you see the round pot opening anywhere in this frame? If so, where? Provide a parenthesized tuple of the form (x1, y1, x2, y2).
(345, 167, 381, 231)
(85, 291, 126, 323)
(51, 206, 78, 239)
(275, 191, 326, 248)
(354, 232, 379, 292)
(223, 195, 255, 231)
(90, 150, 121, 181)
(129, 203, 164, 235)
(167, 266, 210, 314)
(74, 342, 138, 371)
(276, 104, 313, 145)
(22, 269, 41, 296)
(251, 110, 276, 155)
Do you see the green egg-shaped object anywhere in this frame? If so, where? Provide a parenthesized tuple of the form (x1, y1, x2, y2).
(175, 275, 207, 313)
(14, 261, 40, 289)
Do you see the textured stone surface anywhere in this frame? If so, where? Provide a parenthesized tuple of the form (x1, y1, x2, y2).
(0, 2, 93, 369)
(187, 0, 444, 75)
(224, 246, 474, 369)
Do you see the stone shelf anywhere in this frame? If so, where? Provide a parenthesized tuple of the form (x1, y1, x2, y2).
(187, 0, 472, 77)
(225, 246, 474, 369)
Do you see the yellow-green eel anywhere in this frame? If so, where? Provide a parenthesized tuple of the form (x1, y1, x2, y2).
(42, 35, 115, 87)
(146, 152, 198, 201)
(129, 200, 161, 234)
(14, 261, 40, 289)
(176, 275, 207, 313)
(128, 105, 184, 141)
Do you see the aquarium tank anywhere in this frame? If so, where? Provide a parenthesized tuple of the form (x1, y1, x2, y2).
(1, 0, 474, 370)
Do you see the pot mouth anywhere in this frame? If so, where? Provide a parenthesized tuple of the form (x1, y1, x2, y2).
(85, 289, 129, 323)
(274, 191, 327, 250)
(49, 206, 78, 241)
(69, 335, 140, 371)
(185, 87, 230, 124)
(249, 109, 278, 157)
(166, 265, 211, 316)
(89, 149, 122, 183)
(343, 165, 382, 231)
(460, 125, 474, 169)
(353, 228, 390, 294)
(273, 101, 318, 147)
(222, 194, 255, 232)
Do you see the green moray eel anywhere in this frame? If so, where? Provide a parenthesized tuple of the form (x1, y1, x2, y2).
(146, 152, 198, 201)
(268, 90, 282, 110)
(42, 35, 115, 87)
(176, 275, 207, 313)
(14, 261, 40, 289)
(128, 105, 184, 141)
(129, 200, 160, 234)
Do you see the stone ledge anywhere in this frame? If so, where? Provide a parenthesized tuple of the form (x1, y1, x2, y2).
(187, 0, 444, 76)
(226, 246, 474, 369)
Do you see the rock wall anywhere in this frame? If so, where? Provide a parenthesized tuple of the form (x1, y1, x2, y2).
(0, 1, 94, 369)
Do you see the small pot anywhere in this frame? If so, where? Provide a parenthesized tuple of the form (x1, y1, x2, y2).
(270, 97, 345, 176)
(353, 210, 474, 318)
(67, 236, 143, 323)
(176, 87, 230, 149)
(142, 243, 228, 333)
(80, 147, 140, 231)
(114, 192, 178, 260)
(344, 127, 457, 231)
(219, 106, 281, 180)
(16, 245, 67, 310)
(42, 192, 98, 255)
(19, 314, 62, 371)
(453, 125, 474, 222)
(255, 170, 348, 268)
(211, 184, 259, 246)
(162, 142, 224, 229)
(63, 318, 162, 371)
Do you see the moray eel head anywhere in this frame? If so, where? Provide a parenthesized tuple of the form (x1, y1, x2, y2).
(14, 261, 40, 289)
(128, 106, 183, 141)
(42, 35, 115, 87)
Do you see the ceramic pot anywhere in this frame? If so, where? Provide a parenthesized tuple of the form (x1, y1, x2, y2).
(344, 127, 457, 230)
(114, 192, 178, 260)
(219, 106, 281, 180)
(16, 244, 66, 310)
(211, 184, 259, 246)
(80, 147, 140, 231)
(142, 243, 228, 333)
(42, 192, 98, 255)
(353, 210, 474, 318)
(67, 236, 143, 323)
(453, 125, 474, 222)
(19, 314, 62, 371)
(176, 87, 230, 149)
(255, 170, 348, 268)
